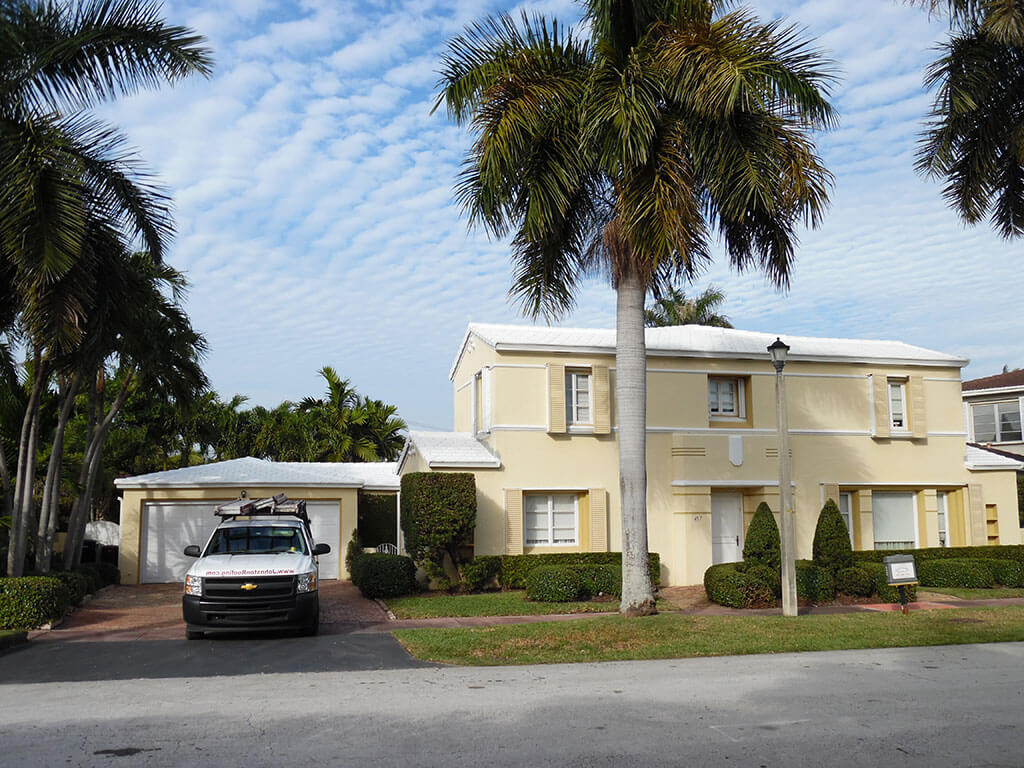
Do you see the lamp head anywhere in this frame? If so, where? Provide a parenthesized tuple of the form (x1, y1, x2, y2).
(767, 337, 790, 371)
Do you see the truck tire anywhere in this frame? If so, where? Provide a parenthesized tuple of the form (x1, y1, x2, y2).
(186, 628, 203, 640)
(301, 611, 319, 637)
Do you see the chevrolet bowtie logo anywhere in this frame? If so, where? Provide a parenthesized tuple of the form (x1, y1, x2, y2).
(240, 583, 258, 591)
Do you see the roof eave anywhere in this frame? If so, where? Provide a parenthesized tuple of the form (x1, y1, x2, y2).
(427, 460, 502, 469)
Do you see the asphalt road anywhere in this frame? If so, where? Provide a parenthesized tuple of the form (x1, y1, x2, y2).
(4, 641, 1024, 766)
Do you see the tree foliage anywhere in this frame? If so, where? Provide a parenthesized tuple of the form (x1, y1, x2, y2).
(644, 285, 732, 328)
(400, 472, 477, 586)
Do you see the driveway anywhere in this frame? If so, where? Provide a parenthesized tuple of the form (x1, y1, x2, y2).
(0, 581, 432, 683)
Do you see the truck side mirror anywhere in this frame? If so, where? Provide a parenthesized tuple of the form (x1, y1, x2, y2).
(312, 543, 331, 556)
(183, 545, 201, 558)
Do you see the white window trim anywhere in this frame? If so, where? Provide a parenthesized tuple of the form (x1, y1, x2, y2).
(709, 377, 746, 421)
(524, 493, 579, 547)
(888, 379, 909, 433)
(937, 491, 949, 548)
(566, 368, 593, 426)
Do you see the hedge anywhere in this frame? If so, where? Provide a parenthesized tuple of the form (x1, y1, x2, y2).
(525, 566, 584, 602)
(703, 563, 774, 608)
(357, 493, 398, 548)
(352, 554, 417, 599)
(498, 552, 660, 590)
(461, 556, 502, 592)
(859, 562, 917, 603)
(576, 564, 622, 598)
(46, 571, 93, 605)
(813, 499, 853, 574)
(744, 563, 781, 597)
(918, 559, 996, 589)
(852, 544, 1024, 565)
(0, 577, 71, 630)
(835, 566, 874, 597)
(795, 560, 835, 603)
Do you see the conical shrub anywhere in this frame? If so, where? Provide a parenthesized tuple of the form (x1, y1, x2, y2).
(742, 502, 781, 571)
(812, 498, 853, 574)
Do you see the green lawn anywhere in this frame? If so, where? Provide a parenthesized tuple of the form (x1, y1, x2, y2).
(393, 605, 1024, 666)
(385, 590, 625, 619)
(922, 587, 1024, 600)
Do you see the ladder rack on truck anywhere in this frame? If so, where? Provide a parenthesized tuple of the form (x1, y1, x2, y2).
(213, 493, 310, 531)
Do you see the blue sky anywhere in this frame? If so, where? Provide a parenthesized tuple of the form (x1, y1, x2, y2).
(100, 0, 1022, 430)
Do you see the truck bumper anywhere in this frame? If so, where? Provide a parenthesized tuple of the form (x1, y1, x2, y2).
(182, 591, 319, 632)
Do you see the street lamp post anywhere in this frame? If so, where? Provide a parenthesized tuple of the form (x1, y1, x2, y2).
(768, 337, 797, 617)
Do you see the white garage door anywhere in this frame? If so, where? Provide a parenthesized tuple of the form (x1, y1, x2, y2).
(140, 501, 221, 583)
(140, 499, 342, 583)
(305, 501, 340, 580)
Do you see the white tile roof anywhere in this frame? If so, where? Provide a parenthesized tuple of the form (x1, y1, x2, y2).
(114, 457, 400, 490)
(401, 431, 501, 469)
(452, 322, 968, 378)
(965, 445, 1024, 471)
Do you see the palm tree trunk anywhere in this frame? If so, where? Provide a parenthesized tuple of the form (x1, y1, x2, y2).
(36, 372, 82, 573)
(65, 368, 134, 570)
(8, 349, 49, 577)
(616, 272, 656, 616)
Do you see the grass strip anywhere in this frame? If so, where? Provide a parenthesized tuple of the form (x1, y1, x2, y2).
(921, 587, 1024, 600)
(394, 606, 1024, 666)
(386, 590, 634, 619)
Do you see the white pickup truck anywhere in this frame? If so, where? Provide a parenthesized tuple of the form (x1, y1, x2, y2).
(181, 495, 331, 639)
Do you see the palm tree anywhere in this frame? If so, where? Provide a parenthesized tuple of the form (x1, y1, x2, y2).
(436, 0, 835, 614)
(916, 0, 1024, 238)
(644, 285, 732, 328)
(0, 0, 211, 576)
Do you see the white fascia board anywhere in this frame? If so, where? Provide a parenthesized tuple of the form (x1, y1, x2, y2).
(395, 440, 414, 475)
(490, 343, 967, 369)
(449, 328, 496, 381)
(361, 483, 401, 492)
(963, 385, 1024, 398)
(114, 479, 365, 489)
(966, 461, 1024, 471)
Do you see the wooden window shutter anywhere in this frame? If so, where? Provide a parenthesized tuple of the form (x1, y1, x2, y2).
(547, 363, 566, 433)
(588, 488, 608, 552)
(871, 375, 890, 438)
(505, 489, 524, 555)
(967, 484, 986, 545)
(909, 375, 927, 438)
(593, 365, 611, 434)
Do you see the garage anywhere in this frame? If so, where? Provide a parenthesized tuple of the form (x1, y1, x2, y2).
(115, 457, 400, 584)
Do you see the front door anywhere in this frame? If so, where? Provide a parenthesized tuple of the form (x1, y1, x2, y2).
(711, 493, 744, 564)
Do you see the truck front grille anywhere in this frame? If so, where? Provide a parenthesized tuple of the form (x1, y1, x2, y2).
(203, 575, 295, 600)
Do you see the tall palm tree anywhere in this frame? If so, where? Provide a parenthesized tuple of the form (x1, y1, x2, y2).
(644, 284, 732, 328)
(916, 0, 1024, 238)
(436, 0, 835, 614)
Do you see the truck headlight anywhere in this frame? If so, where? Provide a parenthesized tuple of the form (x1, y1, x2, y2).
(185, 574, 203, 596)
(296, 571, 317, 593)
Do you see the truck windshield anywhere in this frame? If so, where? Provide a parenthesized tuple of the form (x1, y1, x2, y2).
(204, 526, 308, 555)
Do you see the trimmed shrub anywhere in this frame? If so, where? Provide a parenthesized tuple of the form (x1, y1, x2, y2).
(0, 577, 71, 629)
(576, 564, 622, 598)
(704, 563, 774, 608)
(72, 565, 100, 594)
(461, 556, 502, 592)
(918, 558, 996, 589)
(400, 473, 477, 580)
(859, 562, 918, 603)
(742, 502, 781, 571)
(345, 529, 365, 579)
(745, 563, 781, 597)
(796, 560, 835, 603)
(525, 566, 584, 602)
(813, 499, 853, 574)
(49, 571, 92, 605)
(985, 558, 1024, 587)
(852, 544, 1024, 565)
(353, 554, 416, 599)
(499, 552, 660, 589)
(835, 566, 874, 597)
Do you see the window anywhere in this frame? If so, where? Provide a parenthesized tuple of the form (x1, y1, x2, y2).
(709, 377, 745, 419)
(565, 369, 591, 425)
(888, 380, 908, 431)
(872, 491, 916, 550)
(937, 492, 949, 548)
(473, 372, 483, 434)
(971, 401, 1023, 443)
(524, 493, 578, 546)
(838, 492, 854, 547)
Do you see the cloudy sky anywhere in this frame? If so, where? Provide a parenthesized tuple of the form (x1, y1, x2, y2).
(99, 0, 1021, 430)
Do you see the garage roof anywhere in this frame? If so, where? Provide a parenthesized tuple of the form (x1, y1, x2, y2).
(114, 457, 400, 490)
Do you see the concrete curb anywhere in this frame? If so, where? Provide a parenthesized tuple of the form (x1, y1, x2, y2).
(0, 631, 28, 654)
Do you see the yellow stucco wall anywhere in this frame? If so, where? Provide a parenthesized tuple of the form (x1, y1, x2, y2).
(119, 486, 359, 584)
(439, 332, 1021, 586)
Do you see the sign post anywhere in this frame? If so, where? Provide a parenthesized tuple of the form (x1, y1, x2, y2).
(882, 554, 918, 615)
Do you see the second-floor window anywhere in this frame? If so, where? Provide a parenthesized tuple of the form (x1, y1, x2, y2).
(972, 401, 1022, 442)
(709, 377, 745, 419)
(565, 369, 591, 425)
(888, 379, 908, 431)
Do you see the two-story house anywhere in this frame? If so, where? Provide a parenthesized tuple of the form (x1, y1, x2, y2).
(399, 323, 1023, 586)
